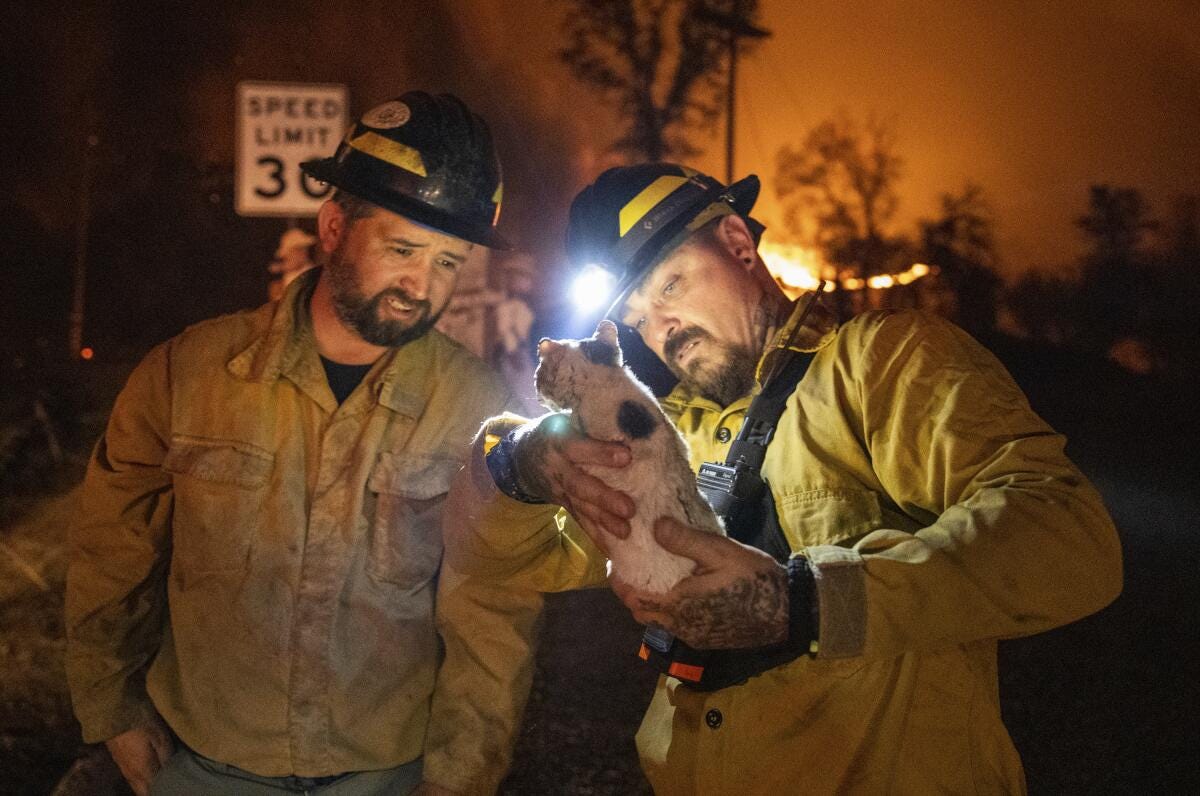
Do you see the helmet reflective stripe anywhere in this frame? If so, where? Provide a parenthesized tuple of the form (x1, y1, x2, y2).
(564, 163, 761, 318)
(346, 131, 427, 177)
(618, 175, 689, 236)
(610, 178, 714, 279)
(301, 91, 507, 249)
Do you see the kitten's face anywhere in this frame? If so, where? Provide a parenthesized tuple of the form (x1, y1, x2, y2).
(535, 320, 623, 411)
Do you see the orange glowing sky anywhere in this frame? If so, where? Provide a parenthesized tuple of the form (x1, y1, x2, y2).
(18, 1, 1197, 286)
(454, 0, 1200, 278)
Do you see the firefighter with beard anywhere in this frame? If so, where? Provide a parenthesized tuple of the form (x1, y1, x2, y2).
(65, 93, 532, 795)
(439, 164, 1122, 793)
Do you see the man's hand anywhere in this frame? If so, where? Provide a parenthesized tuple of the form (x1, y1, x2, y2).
(613, 517, 789, 649)
(509, 413, 635, 550)
(105, 714, 174, 796)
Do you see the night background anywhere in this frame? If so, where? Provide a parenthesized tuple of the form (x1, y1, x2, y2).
(1, 1, 1197, 793)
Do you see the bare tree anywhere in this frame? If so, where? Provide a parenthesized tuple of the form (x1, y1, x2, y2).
(1075, 185, 1157, 354)
(559, 0, 760, 161)
(1077, 185, 1156, 262)
(774, 114, 907, 279)
(1153, 195, 1200, 377)
(919, 183, 1002, 337)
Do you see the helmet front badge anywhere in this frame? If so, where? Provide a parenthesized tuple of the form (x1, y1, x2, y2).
(361, 101, 411, 129)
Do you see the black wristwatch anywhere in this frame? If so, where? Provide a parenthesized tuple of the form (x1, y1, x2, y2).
(786, 556, 819, 655)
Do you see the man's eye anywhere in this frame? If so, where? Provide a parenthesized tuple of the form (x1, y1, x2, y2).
(662, 279, 677, 296)
(391, 247, 413, 257)
(437, 258, 459, 270)
(635, 317, 647, 332)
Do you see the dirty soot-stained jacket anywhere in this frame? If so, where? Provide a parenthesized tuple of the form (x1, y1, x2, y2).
(442, 304, 1123, 795)
(65, 267, 522, 780)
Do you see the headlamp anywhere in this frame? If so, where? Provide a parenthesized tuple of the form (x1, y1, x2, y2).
(569, 262, 617, 313)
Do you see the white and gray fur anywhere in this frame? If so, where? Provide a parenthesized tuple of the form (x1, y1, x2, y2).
(535, 320, 725, 594)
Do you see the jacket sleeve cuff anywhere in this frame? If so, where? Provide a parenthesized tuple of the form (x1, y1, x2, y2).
(459, 416, 565, 538)
(805, 544, 867, 658)
(466, 414, 548, 516)
(444, 415, 607, 592)
(485, 425, 549, 505)
(72, 684, 160, 744)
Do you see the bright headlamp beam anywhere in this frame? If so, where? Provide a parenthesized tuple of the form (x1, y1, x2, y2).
(570, 263, 617, 313)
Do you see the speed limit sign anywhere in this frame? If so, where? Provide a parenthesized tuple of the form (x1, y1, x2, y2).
(236, 81, 349, 217)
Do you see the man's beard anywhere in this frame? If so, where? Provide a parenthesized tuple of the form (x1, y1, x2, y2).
(664, 326, 757, 407)
(325, 248, 445, 348)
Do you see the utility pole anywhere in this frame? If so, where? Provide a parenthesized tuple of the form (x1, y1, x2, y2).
(696, 2, 770, 184)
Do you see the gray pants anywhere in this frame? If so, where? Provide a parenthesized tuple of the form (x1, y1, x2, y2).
(149, 746, 423, 795)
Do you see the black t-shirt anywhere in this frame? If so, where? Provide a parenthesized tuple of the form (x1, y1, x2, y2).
(320, 355, 374, 405)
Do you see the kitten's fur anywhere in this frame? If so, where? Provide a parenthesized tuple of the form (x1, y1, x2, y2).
(536, 320, 725, 594)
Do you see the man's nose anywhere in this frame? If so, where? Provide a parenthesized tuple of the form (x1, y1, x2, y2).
(646, 312, 678, 354)
(398, 258, 432, 300)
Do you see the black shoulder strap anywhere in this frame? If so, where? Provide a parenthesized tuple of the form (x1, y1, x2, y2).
(723, 349, 815, 470)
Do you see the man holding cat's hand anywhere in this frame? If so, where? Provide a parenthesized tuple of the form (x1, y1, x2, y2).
(443, 164, 1121, 794)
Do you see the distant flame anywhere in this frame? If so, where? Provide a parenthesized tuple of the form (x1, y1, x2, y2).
(759, 241, 832, 297)
(760, 239, 934, 296)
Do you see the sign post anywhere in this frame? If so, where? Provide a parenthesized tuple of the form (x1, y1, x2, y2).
(235, 81, 349, 218)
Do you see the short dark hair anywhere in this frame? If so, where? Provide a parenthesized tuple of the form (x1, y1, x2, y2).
(331, 189, 377, 223)
(682, 214, 729, 255)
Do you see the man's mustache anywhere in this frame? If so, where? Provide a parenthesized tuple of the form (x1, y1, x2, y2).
(663, 326, 708, 365)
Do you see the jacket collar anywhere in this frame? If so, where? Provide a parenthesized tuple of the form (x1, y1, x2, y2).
(227, 267, 433, 419)
(227, 267, 319, 384)
(661, 290, 838, 414)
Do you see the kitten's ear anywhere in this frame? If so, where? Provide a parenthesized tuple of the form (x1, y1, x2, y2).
(591, 320, 623, 366)
(538, 338, 561, 357)
(595, 320, 619, 348)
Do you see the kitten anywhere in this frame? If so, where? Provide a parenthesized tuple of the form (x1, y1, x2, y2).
(536, 320, 725, 594)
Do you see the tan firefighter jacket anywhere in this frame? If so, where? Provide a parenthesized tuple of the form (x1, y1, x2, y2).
(65, 268, 534, 789)
(440, 302, 1122, 794)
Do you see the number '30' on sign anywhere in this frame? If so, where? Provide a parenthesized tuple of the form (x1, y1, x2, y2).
(252, 157, 331, 200)
(235, 81, 348, 218)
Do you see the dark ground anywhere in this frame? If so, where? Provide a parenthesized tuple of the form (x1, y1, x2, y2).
(2, 341, 1198, 794)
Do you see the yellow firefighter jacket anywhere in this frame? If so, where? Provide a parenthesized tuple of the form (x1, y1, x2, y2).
(65, 268, 533, 786)
(440, 302, 1122, 794)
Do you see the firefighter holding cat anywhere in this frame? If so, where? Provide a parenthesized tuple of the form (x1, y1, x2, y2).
(441, 164, 1122, 794)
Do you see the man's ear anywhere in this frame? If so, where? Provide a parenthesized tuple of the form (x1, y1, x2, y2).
(715, 214, 757, 271)
(317, 199, 346, 255)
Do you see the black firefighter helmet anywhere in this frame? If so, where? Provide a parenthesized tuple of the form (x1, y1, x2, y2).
(302, 91, 508, 249)
(565, 163, 762, 317)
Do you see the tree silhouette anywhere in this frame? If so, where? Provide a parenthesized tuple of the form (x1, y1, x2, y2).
(1005, 272, 1077, 345)
(918, 184, 1002, 337)
(1147, 194, 1200, 377)
(775, 114, 916, 315)
(559, 0, 760, 161)
(1075, 185, 1156, 355)
(775, 114, 909, 279)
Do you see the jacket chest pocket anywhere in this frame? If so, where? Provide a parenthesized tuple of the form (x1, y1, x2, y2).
(366, 453, 462, 589)
(163, 435, 275, 573)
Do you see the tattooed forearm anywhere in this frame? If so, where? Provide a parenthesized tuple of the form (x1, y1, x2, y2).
(646, 568, 789, 649)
